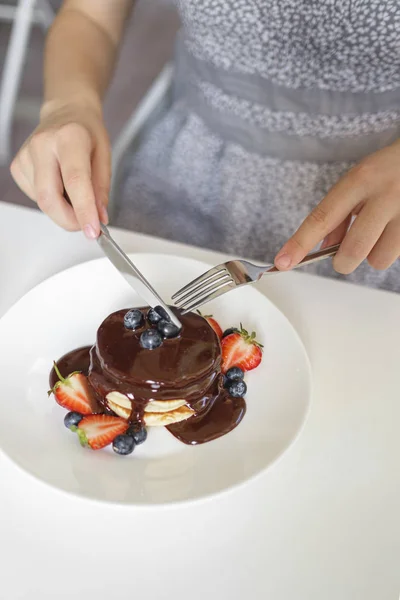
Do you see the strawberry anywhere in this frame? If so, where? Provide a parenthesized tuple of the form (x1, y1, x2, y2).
(197, 311, 223, 339)
(75, 414, 129, 450)
(207, 317, 223, 339)
(221, 326, 263, 373)
(49, 362, 94, 415)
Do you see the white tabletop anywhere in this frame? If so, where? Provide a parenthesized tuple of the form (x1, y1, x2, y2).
(1, 201, 399, 600)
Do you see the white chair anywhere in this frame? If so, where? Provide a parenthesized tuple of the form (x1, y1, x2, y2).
(0, 0, 54, 164)
(109, 63, 174, 221)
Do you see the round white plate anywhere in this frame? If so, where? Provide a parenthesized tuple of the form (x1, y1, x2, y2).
(0, 254, 311, 505)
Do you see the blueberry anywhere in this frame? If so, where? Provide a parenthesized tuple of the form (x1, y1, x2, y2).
(226, 366, 244, 381)
(157, 319, 180, 339)
(227, 380, 247, 398)
(154, 305, 171, 321)
(124, 309, 144, 330)
(127, 424, 147, 446)
(222, 327, 239, 338)
(64, 411, 83, 430)
(140, 329, 163, 350)
(148, 307, 163, 325)
(112, 434, 135, 455)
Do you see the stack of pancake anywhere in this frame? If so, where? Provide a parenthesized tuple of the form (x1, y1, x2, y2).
(88, 308, 223, 428)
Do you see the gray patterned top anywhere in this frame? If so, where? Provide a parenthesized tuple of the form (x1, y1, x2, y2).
(117, 0, 400, 292)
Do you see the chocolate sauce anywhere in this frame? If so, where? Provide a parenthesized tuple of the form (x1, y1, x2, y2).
(167, 395, 246, 445)
(49, 346, 91, 388)
(89, 308, 224, 425)
(49, 308, 247, 445)
(94, 308, 220, 390)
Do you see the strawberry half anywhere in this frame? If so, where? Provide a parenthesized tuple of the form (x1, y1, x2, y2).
(208, 318, 223, 339)
(197, 311, 223, 339)
(221, 326, 263, 373)
(76, 414, 129, 450)
(49, 362, 94, 415)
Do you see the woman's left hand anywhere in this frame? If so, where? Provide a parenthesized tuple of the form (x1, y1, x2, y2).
(274, 139, 400, 274)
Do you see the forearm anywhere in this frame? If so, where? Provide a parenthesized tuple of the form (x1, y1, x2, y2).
(41, 1, 133, 118)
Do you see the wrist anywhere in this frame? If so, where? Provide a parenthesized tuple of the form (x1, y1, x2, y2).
(40, 91, 102, 122)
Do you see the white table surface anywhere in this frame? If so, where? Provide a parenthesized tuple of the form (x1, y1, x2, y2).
(0, 201, 399, 600)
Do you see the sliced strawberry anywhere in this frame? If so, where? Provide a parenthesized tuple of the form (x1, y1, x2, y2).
(76, 415, 129, 450)
(49, 362, 94, 415)
(207, 317, 223, 339)
(221, 326, 263, 373)
(197, 311, 223, 339)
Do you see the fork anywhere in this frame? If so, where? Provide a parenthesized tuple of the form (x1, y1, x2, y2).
(172, 244, 340, 313)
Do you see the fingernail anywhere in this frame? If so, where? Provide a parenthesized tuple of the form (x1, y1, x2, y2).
(275, 254, 291, 269)
(84, 224, 97, 240)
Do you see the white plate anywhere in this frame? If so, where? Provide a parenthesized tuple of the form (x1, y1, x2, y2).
(0, 254, 311, 505)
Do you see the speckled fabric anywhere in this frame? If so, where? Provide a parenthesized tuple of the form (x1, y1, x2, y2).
(177, 0, 400, 92)
(116, 0, 400, 292)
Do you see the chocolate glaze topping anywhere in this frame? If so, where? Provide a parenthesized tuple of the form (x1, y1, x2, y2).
(49, 346, 91, 389)
(49, 308, 246, 444)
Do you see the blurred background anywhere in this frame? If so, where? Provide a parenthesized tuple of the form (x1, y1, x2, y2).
(0, 0, 179, 208)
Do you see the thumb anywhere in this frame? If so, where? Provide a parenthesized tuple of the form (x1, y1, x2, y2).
(274, 214, 352, 270)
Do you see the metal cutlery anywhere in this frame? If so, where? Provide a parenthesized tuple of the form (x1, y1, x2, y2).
(98, 224, 182, 330)
(62, 190, 181, 328)
(172, 244, 340, 314)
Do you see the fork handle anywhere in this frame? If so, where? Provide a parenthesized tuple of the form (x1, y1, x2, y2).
(266, 244, 340, 274)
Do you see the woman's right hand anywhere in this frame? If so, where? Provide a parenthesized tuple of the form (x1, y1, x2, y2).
(10, 101, 110, 238)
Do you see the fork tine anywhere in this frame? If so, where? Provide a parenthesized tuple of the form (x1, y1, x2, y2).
(174, 271, 232, 305)
(176, 277, 235, 310)
(181, 282, 236, 314)
(171, 265, 226, 299)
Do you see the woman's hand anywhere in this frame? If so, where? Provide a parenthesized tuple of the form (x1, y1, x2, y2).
(275, 139, 400, 274)
(10, 101, 110, 238)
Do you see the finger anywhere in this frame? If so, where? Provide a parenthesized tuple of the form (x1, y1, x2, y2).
(332, 200, 393, 274)
(56, 125, 100, 238)
(367, 218, 400, 271)
(11, 161, 34, 200)
(10, 149, 35, 199)
(320, 215, 352, 249)
(275, 175, 366, 270)
(29, 142, 79, 231)
(91, 139, 111, 225)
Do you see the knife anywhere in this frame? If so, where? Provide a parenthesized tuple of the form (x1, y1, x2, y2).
(97, 224, 182, 330)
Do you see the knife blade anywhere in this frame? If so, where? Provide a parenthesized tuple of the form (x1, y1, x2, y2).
(97, 224, 182, 330)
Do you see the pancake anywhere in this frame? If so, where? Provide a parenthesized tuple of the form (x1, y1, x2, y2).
(144, 406, 195, 427)
(87, 307, 222, 426)
(104, 391, 194, 424)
